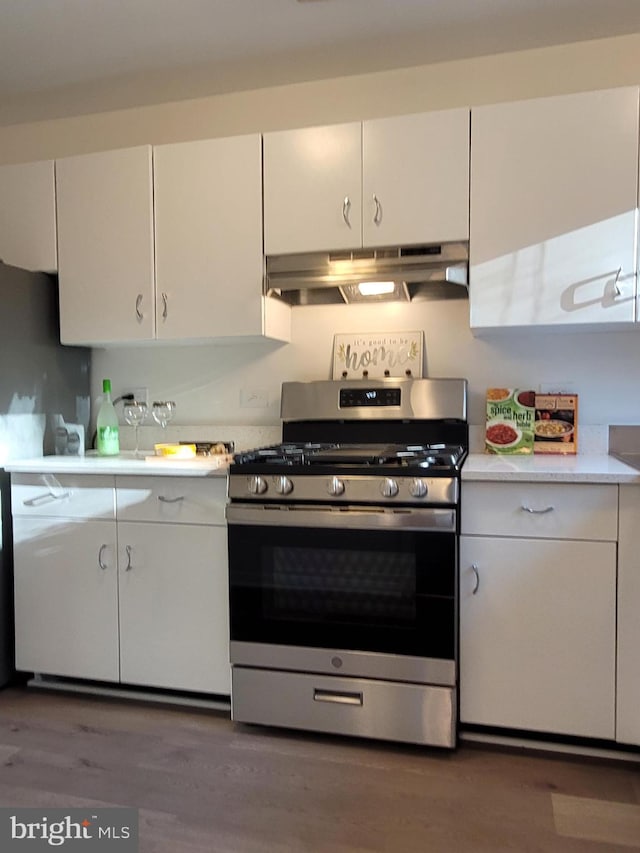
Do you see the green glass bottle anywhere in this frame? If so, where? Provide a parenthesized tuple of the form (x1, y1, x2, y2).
(96, 379, 120, 456)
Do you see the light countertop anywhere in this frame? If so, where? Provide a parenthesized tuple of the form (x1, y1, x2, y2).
(463, 453, 640, 483)
(3, 452, 229, 477)
(6, 451, 640, 484)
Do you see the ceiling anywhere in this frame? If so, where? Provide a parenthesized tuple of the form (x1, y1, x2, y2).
(1, 0, 639, 126)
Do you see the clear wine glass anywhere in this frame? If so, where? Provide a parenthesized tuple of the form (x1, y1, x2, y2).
(152, 400, 175, 430)
(123, 400, 148, 458)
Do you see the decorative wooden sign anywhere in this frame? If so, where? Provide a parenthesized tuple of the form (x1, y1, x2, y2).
(332, 331, 424, 379)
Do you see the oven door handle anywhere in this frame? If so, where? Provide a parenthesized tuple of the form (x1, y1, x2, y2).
(314, 688, 363, 707)
(226, 503, 456, 532)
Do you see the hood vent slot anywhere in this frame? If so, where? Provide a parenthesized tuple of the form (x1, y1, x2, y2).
(265, 242, 469, 306)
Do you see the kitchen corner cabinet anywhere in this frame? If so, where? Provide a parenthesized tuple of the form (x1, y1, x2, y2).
(470, 86, 640, 332)
(56, 146, 156, 345)
(56, 139, 290, 346)
(11, 473, 230, 696)
(616, 485, 640, 746)
(460, 482, 617, 740)
(0, 160, 58, 273)
(263, 109, 470, 255)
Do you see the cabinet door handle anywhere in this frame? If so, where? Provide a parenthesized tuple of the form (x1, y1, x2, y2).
(125, 544, 133, 571)
(471, 563, 480, 595)
(135, 294, 144, 321)
(162, 292, 168, 320)
(314, 688, 363, 706)
(614, 265, 622, 297)
(98, 544, 108, 570)
(158, 495, 184, 503)
(342, 196, 351, 228)
(372, 193, 382, 225)
(23, 491, 70, 507)
(520, 505, 554, 514)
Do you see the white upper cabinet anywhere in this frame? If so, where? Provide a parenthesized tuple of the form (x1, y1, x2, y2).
(263, 109, 470, 255)
(470, 87, 640, 331)
(56, 146, 156, 345)
(0, 160, 57, 273)
(362, 110, 470, 247)
(56, 138, 290, 346)
(154, 134, 287, 341)
(264, 122, 362, 255)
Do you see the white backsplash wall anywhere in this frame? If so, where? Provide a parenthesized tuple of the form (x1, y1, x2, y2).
(91, 299, 640, 440)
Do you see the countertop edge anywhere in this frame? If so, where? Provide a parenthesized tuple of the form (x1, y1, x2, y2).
(462, 453, 640, 484)
(3, 457, 229, 477)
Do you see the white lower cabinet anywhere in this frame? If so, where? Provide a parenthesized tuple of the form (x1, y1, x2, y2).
(460, 482, 617, 740)
(616, 485, 640, 746)
(13, 516, 119, 681)
(117, 521, 229, 694)
(11, 473, 230, 695)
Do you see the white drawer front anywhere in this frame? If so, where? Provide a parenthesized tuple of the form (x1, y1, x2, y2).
(11, 473, 115, 519)
(115, 475, 227, 525)
(461, 482, 618, 541)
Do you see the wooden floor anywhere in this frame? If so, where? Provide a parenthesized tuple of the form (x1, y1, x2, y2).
(0, 686, 639, 852)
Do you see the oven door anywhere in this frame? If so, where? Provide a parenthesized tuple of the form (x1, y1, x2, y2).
(227, 503, 457, 685)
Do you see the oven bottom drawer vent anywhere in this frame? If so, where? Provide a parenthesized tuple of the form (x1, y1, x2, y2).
(231, 666, 456, 748)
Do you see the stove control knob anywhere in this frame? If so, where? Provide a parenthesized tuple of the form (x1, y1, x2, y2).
(247, 475, 268, 496)
(274, 475, 294, 495)
(381, 477, 399, 498)
(409, 478, 428, 498)
(327, 476, 345, 497)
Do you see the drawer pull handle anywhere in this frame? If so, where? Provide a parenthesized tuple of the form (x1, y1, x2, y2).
(158, 495, 184, 504)
(23, 491, 70, 507)
(471, 563, 480, 595)
(521, 504, 554, 514)
(135, 293, 144, 321)
(125, 544, 133, 571)
(313, 689, 363, 706)
(98, 544, 108, 571)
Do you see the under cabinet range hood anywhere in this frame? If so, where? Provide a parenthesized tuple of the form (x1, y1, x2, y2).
(265, 242, 469, 306)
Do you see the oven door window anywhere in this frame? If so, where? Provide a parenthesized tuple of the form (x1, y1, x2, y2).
(228, 524, 455, 659)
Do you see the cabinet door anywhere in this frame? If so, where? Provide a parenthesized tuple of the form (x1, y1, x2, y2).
(118, 521, 229, 695)
(56, 146, 155, 345)
(0, 161, 57, 272)
(13, 517, 119, 681)
(617, 486, 640, 745)
(470, 87, 639, 330)
(263, 122, 362, 254)
(154, 135, 264, 339)
(459, 535, 616, 739)
(362, 109, 470, 247)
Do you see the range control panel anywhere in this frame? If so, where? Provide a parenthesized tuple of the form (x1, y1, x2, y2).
(339, 387, 401, 408)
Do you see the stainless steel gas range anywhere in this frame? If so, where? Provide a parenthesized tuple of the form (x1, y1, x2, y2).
(226, 377, 468, 748)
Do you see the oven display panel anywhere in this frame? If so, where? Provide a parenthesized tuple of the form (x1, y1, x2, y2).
(339, 388, 401, 408)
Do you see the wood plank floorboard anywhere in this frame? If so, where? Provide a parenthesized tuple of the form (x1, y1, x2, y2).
(0, 686, 638, 852)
